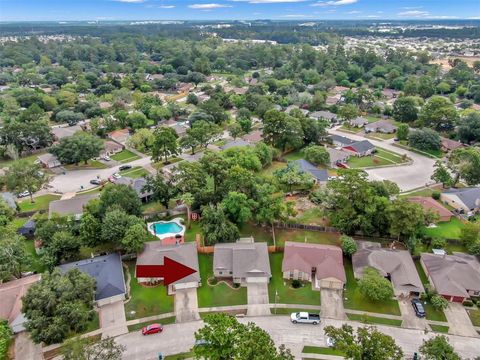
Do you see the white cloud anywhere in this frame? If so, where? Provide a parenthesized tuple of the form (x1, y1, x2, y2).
(159, 5, 175, 8)
(113, 0, 146, 3)
(347, 10, 361, 14)
(188, 3, 232, 8)
(312, 0, 358, 7)
(397, 10, 430, 17)
(468, 16, 480, 19)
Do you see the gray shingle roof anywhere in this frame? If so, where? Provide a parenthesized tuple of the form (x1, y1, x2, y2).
(310, 111, 337, 121)
(59, 253, 126, 301)
(221, 139, 253, 150)
(346, 140, 375, 153)
(330, 134, 356, 146)
(443, 187, 480, 210)
(49, 194, 99, 218)
(214, 241, 271, 279)
(114, 177, 153, 199)
(291, 159, 328, 182)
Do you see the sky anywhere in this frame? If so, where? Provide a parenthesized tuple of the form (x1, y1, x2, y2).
(0, 0, 479, 22)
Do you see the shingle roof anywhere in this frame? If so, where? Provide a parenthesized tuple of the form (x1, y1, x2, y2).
(37, 153, 59, 164)
(345, 140, 375, 153)
(214, 241, 271, 279)
(18, 219, 36, 236)
(114, 177, 153, 199)
(291, 159, 328, 182)
(0, 275, 41, 324)
(136, 242, 200, 284)
(350, 117, 369, 126)
(353, 245, 424, 294)
(282, 242, 346, 283)
(443, 187, 480, 210)
(221, 139, 253, 150)
(407, 197, 452, 220)
(52, 125, 83, 139)
(49, 193, 99, 218)
(59, 253, 126, 301)
(365, 120, 397, 132)
(310, 111, 337, 120)
(421, 253, 480, 298)
(326, 148, 350, 164)
(330, 134, 356, 146)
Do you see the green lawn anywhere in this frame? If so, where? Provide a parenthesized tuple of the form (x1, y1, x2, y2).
(11, 217, 27, 230)
(111, 149, 141, 163)
(423, 217, 465, 240)
(18, 194, 61, 213)
(294, 208, 326, 225)
(430, 324, 450, 333)
(197, 254, 247, 308)
(347, 313, 402, 327)
(165, 351, 195, 360)
(468, 309, 480, 327)
(340, 124, 363, 133)
(124, 262, 174, 320)
(268, 253, 320, 305)
(376, 148, 406, 162)
(259, 161, 287, 177)
(302, 346, 345, 356)
(120, 166, 149, 179)
(127, 316, 176, 332)
(24, 239, 46, 273)
(271, 307, 319, 315)
(343, 258, 401, 315)
(348, 155, 392, 168)
(366, 132, 396, 140)
(283, 150, 304, 161)
(400, 188, 435, 198)
(64, 160, 108, 170)
(0, 151, 45, 168)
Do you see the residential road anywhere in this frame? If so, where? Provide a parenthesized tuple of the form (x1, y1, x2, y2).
(115, 315, 480, 360)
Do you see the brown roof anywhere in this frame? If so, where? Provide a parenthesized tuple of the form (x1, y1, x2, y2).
(104, 140, 123, 152)
(0, 275, 41, 323)
(440, 137, 464, 151)
(421, 252, 480, 298)
(282, 242, 346, 283)
(407, 196, 452, 222)
(353, 244, 424, 294)
(242, 130, 263, 143)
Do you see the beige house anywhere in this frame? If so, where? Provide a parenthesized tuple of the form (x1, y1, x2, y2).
(37, 153, 61, 168)
(282, 242, 346, 290)
(440, 187, 480, 214)
(213, 238, 271, 286)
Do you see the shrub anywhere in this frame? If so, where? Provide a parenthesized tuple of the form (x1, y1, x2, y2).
(291, 279, 301, 289)
(431, 191, 441, 200)
(341, 235, 357, 257)
(431, 294, 449, 310)
(431, 237, 446, 249)
(358, 267, 394, 302)
(462, 299, 474, 307)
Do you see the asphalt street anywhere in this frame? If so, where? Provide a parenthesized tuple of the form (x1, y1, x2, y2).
(115, 315, 480, 360)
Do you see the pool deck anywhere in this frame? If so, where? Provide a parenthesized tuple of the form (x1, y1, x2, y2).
(147, 218, 186, 245)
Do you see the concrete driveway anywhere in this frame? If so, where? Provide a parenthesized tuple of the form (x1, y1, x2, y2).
(99, 301, 128, 338)
(320, 288, 346, 320)
(329, 128, 437, 192)
(247, 282, 270, 316)
(399, 299, 428, 330)
(14, 332, 42, 360)
(444, 303, 478, 337)
(115, 315, 480, 360)
(174, 287, 200, 323)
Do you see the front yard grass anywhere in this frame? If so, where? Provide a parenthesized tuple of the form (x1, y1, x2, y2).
(165, 351, 195, 360)
(18, 194, 61, 213)
(110, 149, 141, 163)
(423, 217, 465, 240)
(343, 258, 401, 316)
(127, 316, 176, 332)
(346, 313, 402, 327)
(197, 254, 247, 308)
(64, 160, 108, 170)
(467, 308, 480, 327)
(348, 155, 392, 168)
(120, 166, 149, 179)
(124, 261, 174, 320)
(268, 253, 320, 306)
(302, 346, 345, 356)
(430, 324, 450, 333)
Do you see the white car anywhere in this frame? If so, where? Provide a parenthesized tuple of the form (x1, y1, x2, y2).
(112, 173, 121, 179)
(326, 336, 335, 347)
(17, 191, 31, 198)
(103, 155, 111, 161)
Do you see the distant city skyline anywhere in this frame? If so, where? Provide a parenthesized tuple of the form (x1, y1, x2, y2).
(0, 0, 479, 22)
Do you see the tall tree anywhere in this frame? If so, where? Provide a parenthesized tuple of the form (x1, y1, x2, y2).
(431, 161, 453, 188)
(0, 229, 29, 282)
(419, 96, 458, 131)
(99, 184, 142, 217)
(179, 192, 194, 229)
(392, 96, 419, 123)
(358, 267, 394, 302)
(200, 204, 239, 246)
(419, 335, 461, 360)
(143, 173, 178, 209)
(5, 161, 49, 203)
(262, 110, 304, 152)
(51, 132, 103, 165)
(447, 147, 480, 186)
(62, 337, 125, 360)
(151, 127, 179, 163)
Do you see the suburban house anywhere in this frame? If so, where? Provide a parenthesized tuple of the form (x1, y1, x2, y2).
(352, 244, 425, 296)
(349, 117, 369, 128)
(101, 140, 124, 158)
(282, 242, 346, 290)
(365, 120, 397, 134)
(1, 192, 17, 209)
(48, 193, 99, 219)
(59, 253, 126, 307)
(220, 139, 253, 150)
(309, 111, 337, 123)
(114, 177, 153, 202)
(242, 129, 263, 144)
(440, 137, 464, 153)
(213, 238, 271, 286)
(0, 275, 41, 333)
(291, 159, 329, 184)
(420, 252, 480, 302)
(172, 124, 188, 137)
(17, 219, 36, 238)
(107, 129, 130, 146)
(136, 241, 200, 294)
(326, 95, 340, 106)
(342, 140, 376, 157)
(330, 134, 356, 147)
(52, 124, 84, 140)
(407, 196, 453, 222)
(37, 153, 61, 168)
(99, 101, 112, 110)
(440, 187, 480, 214)
(326, 148, 350, 168)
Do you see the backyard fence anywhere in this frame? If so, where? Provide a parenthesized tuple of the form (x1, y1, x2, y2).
(274, 221, 339, 233)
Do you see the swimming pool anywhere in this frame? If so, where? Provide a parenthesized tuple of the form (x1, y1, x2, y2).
(147, 218, 186, 242)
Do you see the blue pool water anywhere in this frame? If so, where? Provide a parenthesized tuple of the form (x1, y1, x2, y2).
(150, 221, 183, 235)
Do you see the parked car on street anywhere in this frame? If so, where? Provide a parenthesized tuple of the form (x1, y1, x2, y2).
(90, 179, 102, 185)
(290, 312, 320, 325)
(17, 191, 31, 198)
(142, 323, 163, 335)
(411, 298, 426, 318)
(119, 165, 132, 171)
(103, 155, 111, 161)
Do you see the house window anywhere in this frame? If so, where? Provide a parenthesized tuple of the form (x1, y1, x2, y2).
(219, 271, 222, 275)
(229, 271, 232, 275)
(289, 271, 294, 278)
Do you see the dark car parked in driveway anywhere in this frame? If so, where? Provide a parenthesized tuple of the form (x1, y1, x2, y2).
(119, 165, 132, 171)
(411, 298, 426, 318)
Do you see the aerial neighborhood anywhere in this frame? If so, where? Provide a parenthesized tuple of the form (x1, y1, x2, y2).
(0, 13, 480, 360)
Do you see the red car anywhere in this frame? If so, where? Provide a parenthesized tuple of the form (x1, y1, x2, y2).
(142, 323, 163, 335)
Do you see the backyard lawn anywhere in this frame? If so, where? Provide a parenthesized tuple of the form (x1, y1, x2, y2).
(293, 208, 326, 225)
(423, 217, 465, 240)
(18, 194, 61, 213)
(124, 262, 174, 320)
(0, 151, 45, 168)
(259, 161, 286, 177)
(283, 150, 304, 161)
(111, 149, 141, 163)
(24, 240, 46, 274)
(268, 253, 320, 306)
(343, 258, 401, 315)
(197, 254, 247, 308)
